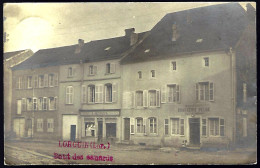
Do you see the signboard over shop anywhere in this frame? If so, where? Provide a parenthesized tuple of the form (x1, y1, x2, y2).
(178, 104, 210, 113)
(81, 111, 120, 116)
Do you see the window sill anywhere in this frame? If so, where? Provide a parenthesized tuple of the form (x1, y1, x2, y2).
(104, 102, 113, 104)
(65, 104, 74, 105)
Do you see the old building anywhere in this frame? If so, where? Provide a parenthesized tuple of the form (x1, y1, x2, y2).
(4, 49, 34, 138)
(120, 3, 255, 148)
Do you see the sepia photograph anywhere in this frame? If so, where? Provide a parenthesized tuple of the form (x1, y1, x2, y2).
(3, 2, 256, 165)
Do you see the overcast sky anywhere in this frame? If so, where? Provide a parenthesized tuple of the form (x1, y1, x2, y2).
(3, 2, 255, 53)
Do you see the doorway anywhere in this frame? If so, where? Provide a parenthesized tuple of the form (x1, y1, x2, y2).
(189, 118, 200, 146)
(106, 123, 116, 138)
(124, 118, 130, 140)
(98, 121, 103, 142)
(13, 118, 25, 138)
(70, 125, 76, 141)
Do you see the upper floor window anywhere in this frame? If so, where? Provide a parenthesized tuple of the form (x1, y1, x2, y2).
(38, 98, 43, 111)
(89, 65, 97, 75)
(43, 97, 48, 110)
(105, 84, 112, 103)
(167, 84, 180, 103)
(106, 63, 116, 74)
(44, 74, 48, 87)
(34, 75, 38, 88)
(39, 75, 44, 88)
(49, 97, 57, 110)
(68, 67, 73, 77)
(66, 86, 73, 104)
(49, 74, 54, 87)
(22, 98, 26, 111)
(27, 76, 32, 89)
(204, 57, 209, 67)
(88, 85, 95, 103)
(16, 77, 22, 89)
(21, 76, 26, 89)
(27, 98, 32, 111)
(151, 70, 156, 78)
(17, 100, 21, 114)
(149, 90, 160, 107)
(171, 61, 177, 71)
(136, 91, 143, 107)
(33, 98, 37, 111)
(138, 71, 142, 79)
(196, 82, 214, 101)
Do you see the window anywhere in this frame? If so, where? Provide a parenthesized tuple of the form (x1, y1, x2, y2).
(136, 118, 144, 133)
(106, 63, 116, 74)
(21, 98, 26, 111)
(39, 75, 44, 88)
(95, 85, 103, 103)
(85, 122, 95, 136)
(105, 84, 112, 103)
(47, 118, 54, 132)
(82, 85, 87, 103)
(21, 76, 26, 89)
(49, 97, 57, 110)
(149, 118, 157, 134)
(66, 86, 74, 104)
(171, 61, 177, 71)
(204, 57, 209, 67)
(89, 65, 97, 75)
(167, 84, 180, 103)
(38, 98, 43, 110)
(196, 82, 214, 101)
(16, 77, 22, 89)
(27, 98, 32, 111)
(136, 91, 143, 107)
(209, 118, 220, 136)
(149, 90, 160, 107)
(202, 119, 207, 136)
(37, 119, 43, 132)
(68, 67, 73, 77)
(27, 76, 32, 89)
(44, 74, 48, 87)
(33, 98, 37, 111)
(151, 70, 155, 78)
(171, 118, 184, 135)
(43, 97, 48, 110)
(164, 119, 169, 135)
(34, 75, 38, 88)
(130, 118, 135, 134)
(54, 73, 59, 86)
(220, 119, 225, 136)
(88, 85, 95, 103)
(138, 71, 142, 79)
(49, 74, 54, 87)
(17, 100, 21, 114)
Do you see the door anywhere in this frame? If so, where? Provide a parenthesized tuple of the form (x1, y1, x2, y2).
(70, 125, 76, 141)
(124, 118, 130, 140)
(106, 123, 116, 138)
(17, 100, 21, 114)
(98, 121, 103, 142)
(13, 118, 25, 137)
(189, 118, 200, 146)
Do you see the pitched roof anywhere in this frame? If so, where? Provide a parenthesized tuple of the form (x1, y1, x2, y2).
(12, 32, 146, 70)
(4, 50, 27, 60)
(121, 3, 250, 64)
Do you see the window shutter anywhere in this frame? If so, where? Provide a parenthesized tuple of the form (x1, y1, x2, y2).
(99, 85, 103, 103)
(176, 85, 180, 103)
(93, 66, 97, 75)
(112, 83, 118, 103)
(130, 118, 135, 134)
(71, 87, 74, 104)
(143, 90, 148, 107)
(88, 86, 91, 103)
(180, 118, 184, 135)
(66, 87, 69, 104)
(54, 73, 58, 86)
(95, 85, 99, 103)
(110, 63, 116, 73)
(161, 85, 166, 103)
(73, 68, 76, 76)
(44, 74, 48, 87)
(131, 91, 135, 108)
(82, 85, 87, 103)
(156, 90, 160, 107)
(209, 82, 214, 101)
(196, 83, 199, 101)
(143, 118, 147, 135)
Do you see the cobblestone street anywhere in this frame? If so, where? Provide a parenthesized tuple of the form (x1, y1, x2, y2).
(4, 140, 257, 165)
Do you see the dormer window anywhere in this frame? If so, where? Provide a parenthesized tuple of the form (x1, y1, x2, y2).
(204, 57, 209, 67)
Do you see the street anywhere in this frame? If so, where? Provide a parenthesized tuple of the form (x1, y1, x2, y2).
(4, 140, 256, 165)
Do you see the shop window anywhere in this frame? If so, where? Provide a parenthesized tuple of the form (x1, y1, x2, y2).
(85, 122, 95, 137)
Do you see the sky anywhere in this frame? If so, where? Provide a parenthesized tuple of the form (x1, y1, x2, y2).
(3, 2, 255, 53)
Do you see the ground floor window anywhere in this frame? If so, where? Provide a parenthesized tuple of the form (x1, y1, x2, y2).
(208, 118, 225, 136)
(47, 118, 54, 132)
(85, 122, 95, 137)
(37, 119, 43, 132)
(149, 118, 157, 134)
(171, 118, 184, 135)
(136, 118, 144, 133)
(164, 119, 169, 135)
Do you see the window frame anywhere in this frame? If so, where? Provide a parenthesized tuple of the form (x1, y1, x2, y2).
(27, 76, 32, 89)
(68, 67, 73, 77)
(32, 97, 37, 111)
(66, 86, 74, 104)
(88, 85, 95, 104)
(43, 97, 48, 110)
(49, 97, 57, 110)
(135, 90, 143, 107)
(171, 61, 177, 71)
(150, 70, 156, 79)
(37, 118, 43, 132)
(48, 74, 54, 87)
(105, 83, 113, 103)
(149, 117, 157, 134)
(138, 71, 142, 79)
(47, 118, 54, 132)
(204, 57, 209, 67)
(196, 82, 214, 102)
(136, 118, 144, 133)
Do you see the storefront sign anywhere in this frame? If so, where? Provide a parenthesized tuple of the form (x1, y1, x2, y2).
(178, 104, 210, 113)
(81, 111, 120, 116)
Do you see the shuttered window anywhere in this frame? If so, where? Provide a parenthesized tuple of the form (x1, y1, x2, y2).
(37, 119, 43, 132)
(95, 85, 103, 103)
(44, 74, 48, 87)
(196, 82, 214, 102)
(66, 86, 73, 104)
(88, 85, 95, 103)
(136, 91, 143, 107)
(164, 119, 169, 135)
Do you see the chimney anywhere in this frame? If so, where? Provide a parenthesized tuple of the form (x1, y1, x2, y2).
(171, 23, 179, 42)
(75, 39, 84, 54)
(125, 28, 138, 46)
(246, 3, 255, 22)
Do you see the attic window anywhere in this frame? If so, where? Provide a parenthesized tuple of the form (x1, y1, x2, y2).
(105, 47, 111, 51)
(196, 39, 203, 43)
(144, 49, 150, 53)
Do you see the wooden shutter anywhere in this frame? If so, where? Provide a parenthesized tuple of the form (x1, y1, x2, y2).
(156, 90, 160, 107)
(66, 87, 69, 104)
(44, 74, 48, 87)
(110, 63, 116, 73)
(93, 66, 97, 75)
(143, 118, 147, 135)
(88, 86, 91, 103)
(81, 118, 85, 137)
(112, 83, 117, 103)
(82, 85, 87, 103)
(130, 118, 135, 134)
(99, 85, 103, 103)
(95, 85, 99, 103)
(70, 86, 74, 104)
(54, 73, 58, 86)
(131, 91, 135, 108)
(161, 85, 166, 103)
(176, 85, 180, 103)
(143, 90, 148, 107)
(196, 83, 199, 101)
